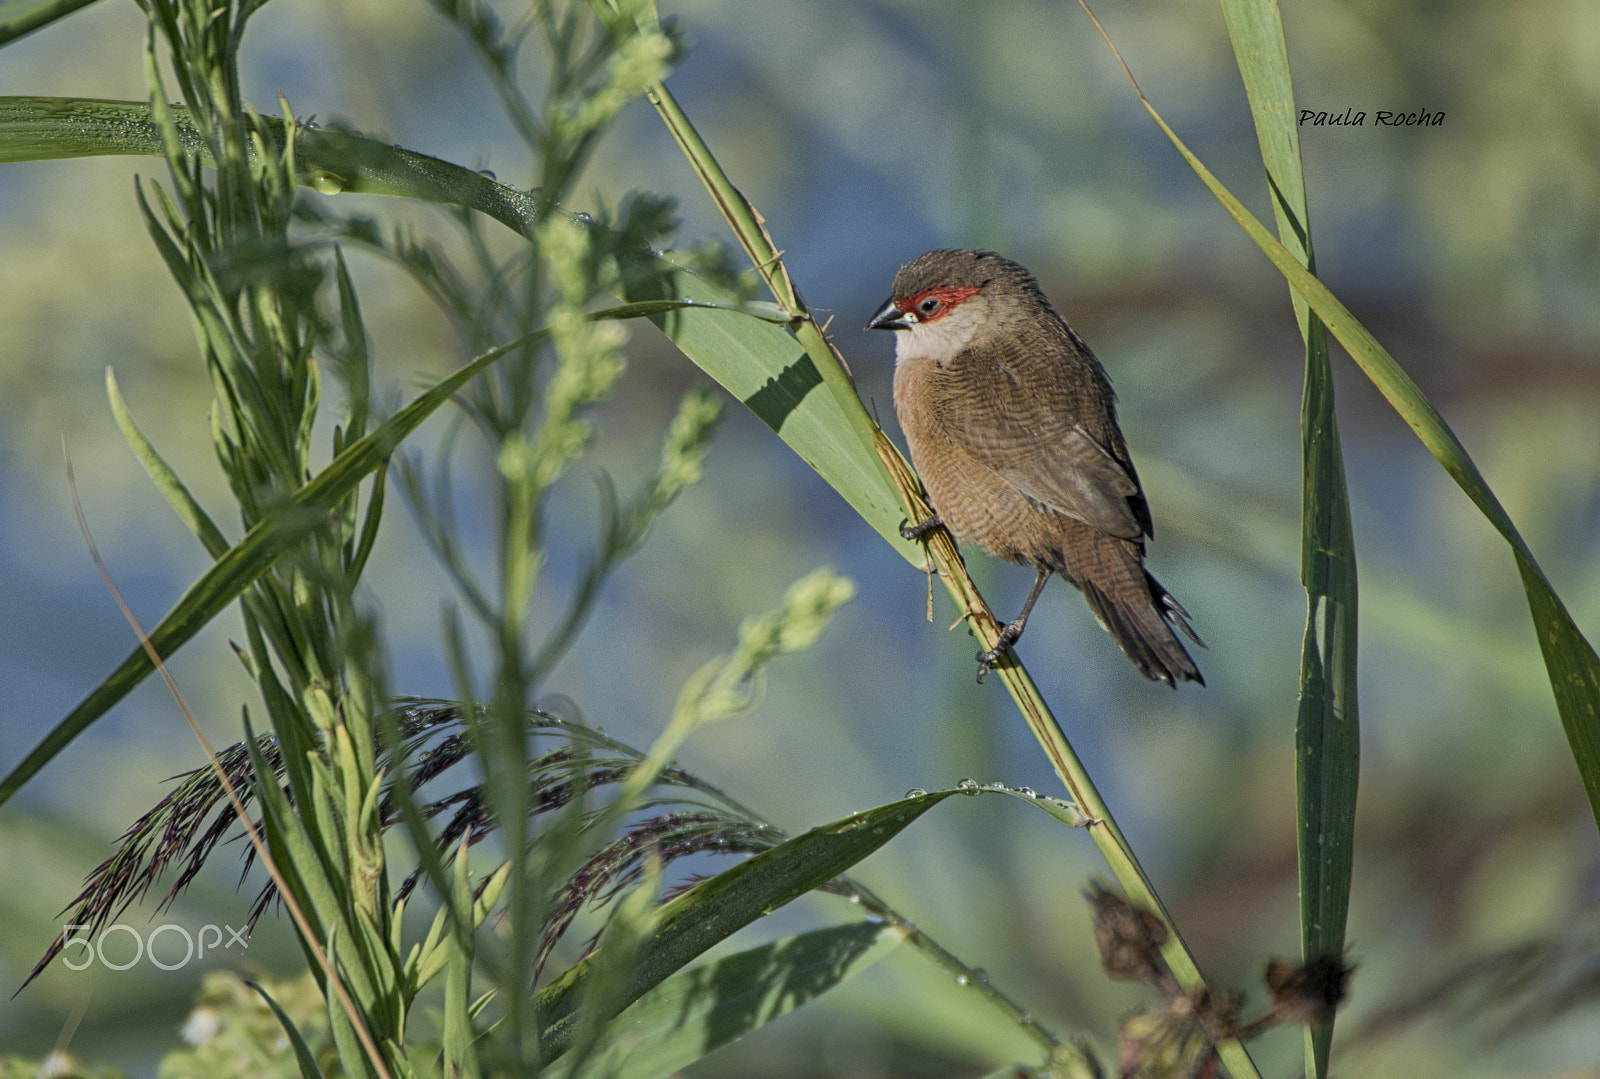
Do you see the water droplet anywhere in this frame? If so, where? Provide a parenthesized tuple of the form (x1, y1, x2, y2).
(1017, 787, 1037, 799)
(972, 968, 989, 983)
(905, 788, 927, 798)
(954, 974, 968, 986)
(477, 168, 497, 181)
(847, 894, 861, 904)
(957, 778, 979, 791)
(309, 171, 344, 195)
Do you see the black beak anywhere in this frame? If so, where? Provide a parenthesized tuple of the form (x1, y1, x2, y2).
(867, 297, 911, 332)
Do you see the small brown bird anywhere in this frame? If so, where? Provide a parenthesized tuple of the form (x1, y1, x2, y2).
(867, 249, 1202, 685)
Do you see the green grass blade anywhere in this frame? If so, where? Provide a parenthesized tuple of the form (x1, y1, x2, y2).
(1292, 318, 1359, 1076)
(1218, 2, 1358, 1073)
(1082, 12, 1600, 835)
(106, 367, 230, 558)
(441, 839, 481, 1078)
(535, 790, 957, 1060)
(0, 0, 104, 48)
(544, 921, 907, 1079)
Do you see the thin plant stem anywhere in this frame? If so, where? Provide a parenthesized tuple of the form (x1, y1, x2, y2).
(638, 53, 1264, 1079)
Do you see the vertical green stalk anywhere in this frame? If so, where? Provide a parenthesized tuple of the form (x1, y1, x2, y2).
(1217, 3, 1359, 1074)
(136, 0, 401, 1072)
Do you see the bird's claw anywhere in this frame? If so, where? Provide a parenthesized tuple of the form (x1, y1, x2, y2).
(974, 624, 1024, 683)
(899, 514, 942, 542)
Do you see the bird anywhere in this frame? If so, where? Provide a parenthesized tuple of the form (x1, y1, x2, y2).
(866, 248, 1202, 686)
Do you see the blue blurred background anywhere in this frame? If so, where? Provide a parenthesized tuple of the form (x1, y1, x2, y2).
(1, 0, 1598, 1074)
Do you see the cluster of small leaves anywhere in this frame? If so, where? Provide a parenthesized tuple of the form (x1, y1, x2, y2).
(1084, 883, 1354, 1078)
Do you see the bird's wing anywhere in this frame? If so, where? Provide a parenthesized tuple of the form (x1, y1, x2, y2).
(936, 335, 1146, 540)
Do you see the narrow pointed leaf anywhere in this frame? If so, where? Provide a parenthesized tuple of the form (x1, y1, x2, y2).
(107, 368, 230, 558)
(612, 259, 908, 549)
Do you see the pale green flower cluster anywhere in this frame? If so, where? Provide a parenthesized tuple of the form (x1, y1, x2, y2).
(559, 29, 675, 141)
(672, 568, 857, 727)
(529, 215, 630, 492)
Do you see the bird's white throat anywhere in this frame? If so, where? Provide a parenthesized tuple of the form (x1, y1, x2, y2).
(893, 309, 981, 366)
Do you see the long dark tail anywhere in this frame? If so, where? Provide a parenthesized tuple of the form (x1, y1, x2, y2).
(1065, 534, 1204, 687)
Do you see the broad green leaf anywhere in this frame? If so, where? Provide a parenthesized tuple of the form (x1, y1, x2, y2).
(544, 921, 908, 1079)
(535, 790, 957, 1059)
(1219, 2, 1358, 1074)
(612, 259, 908, 549)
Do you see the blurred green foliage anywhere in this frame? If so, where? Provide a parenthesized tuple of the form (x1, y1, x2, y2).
(0, 0, 1596, 1075)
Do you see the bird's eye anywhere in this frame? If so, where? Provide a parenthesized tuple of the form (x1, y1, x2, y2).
(916, 296, 941, 317)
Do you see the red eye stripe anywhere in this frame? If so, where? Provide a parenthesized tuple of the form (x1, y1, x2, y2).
(897, 285, 982, 320)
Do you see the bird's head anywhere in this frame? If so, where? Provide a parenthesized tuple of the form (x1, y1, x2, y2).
(866, 248, 1044, 362)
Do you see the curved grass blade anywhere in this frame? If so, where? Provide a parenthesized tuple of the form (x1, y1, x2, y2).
(0, 0, 103, 48)
(1218, 2, 1358, 1074)
(1080, 2, 1600, 836)
(535, 790, 958, 1060)
(544, 920, 908, 1079)
(107, 368, 230, 558)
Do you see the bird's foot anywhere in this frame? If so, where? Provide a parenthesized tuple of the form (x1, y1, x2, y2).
(899, 514, 943, 542)
(975, 621, 1025, 683)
